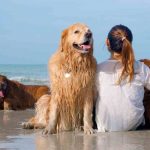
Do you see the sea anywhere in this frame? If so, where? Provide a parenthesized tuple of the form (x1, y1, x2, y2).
(0, 64, 49, 85)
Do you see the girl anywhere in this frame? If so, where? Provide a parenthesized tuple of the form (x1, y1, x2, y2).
(96, 25, 150, 132)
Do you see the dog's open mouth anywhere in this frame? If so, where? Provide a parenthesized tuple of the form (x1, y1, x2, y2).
(73, 41, 92, 54)
(0, 90, 4, 98)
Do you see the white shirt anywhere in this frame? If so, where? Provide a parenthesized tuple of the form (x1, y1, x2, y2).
(96, 60, 150, 132)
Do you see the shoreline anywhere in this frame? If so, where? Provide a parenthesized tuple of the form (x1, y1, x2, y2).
(0, 110, 150, 150)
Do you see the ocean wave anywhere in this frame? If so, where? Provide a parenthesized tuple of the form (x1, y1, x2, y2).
(9, 76, 49, 85)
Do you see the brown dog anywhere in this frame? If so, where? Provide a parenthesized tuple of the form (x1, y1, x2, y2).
(141, 59, 150, 128)
(22, 23, 97, 134)
(140, 59, 150, 67)
(0, 75, 50, 110)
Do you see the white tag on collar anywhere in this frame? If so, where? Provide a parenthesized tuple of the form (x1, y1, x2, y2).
(64, 73, 71, 78)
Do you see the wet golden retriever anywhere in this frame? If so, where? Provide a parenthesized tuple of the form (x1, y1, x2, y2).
(0, 75, 50, 110)
(22, 23, 97, 134)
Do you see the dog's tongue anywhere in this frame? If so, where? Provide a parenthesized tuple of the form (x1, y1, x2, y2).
(81, 44, 91, 50)
(0, 91, 4, 98)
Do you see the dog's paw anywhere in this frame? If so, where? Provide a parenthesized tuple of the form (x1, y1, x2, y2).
(21, 122, 34, 129)
(42, 127, 56, 135)
(34, 124, 45, 129)
(84, 126, 94, 134)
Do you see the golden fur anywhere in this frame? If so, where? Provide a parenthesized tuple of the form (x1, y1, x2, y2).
(0, 75, 50, 110)
(22, 23, 97, 134)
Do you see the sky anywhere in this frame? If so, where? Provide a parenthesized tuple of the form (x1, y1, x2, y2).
(0, 0, 150, 64)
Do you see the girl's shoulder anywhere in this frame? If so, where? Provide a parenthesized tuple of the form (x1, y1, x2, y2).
(97, 60, 149, 74)
(97, 59, 120, 73)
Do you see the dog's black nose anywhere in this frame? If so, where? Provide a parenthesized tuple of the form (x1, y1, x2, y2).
(85, 32, 92, 39)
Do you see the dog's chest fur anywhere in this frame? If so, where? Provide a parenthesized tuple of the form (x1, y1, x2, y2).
(49, 53, 97, 130)
(60, 57, 96, 94)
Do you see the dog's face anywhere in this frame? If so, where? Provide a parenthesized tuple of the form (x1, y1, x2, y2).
(0, 75, 8, 100)
(60, 23, 93, 54)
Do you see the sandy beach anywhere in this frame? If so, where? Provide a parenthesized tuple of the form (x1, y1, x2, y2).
(0, 110, 150, 150)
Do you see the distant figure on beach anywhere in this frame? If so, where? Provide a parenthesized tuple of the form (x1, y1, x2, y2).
(96, 25, 150, 132)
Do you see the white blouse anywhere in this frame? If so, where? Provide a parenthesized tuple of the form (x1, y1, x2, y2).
(96, 60, 150, 132)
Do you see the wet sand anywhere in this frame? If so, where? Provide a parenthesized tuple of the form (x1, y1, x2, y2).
(0, 110, 150, 150)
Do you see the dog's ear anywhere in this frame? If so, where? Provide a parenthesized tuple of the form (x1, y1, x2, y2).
(59, 29, 68, 52)
(140, 59, 150, 68)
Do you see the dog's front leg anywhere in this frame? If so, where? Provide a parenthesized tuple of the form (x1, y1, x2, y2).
(84, 95, 94, 134)
(4, 99, 13, 110)
(42, 98, 58, 134)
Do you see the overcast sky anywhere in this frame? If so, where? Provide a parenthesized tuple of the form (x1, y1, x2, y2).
(0, 0, 150, 64)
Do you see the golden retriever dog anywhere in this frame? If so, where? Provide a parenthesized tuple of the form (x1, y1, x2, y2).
(0, 75, 50, 110)
(22, 23, 97, 134)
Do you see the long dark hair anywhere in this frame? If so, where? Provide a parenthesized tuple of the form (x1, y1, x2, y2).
(108, 24, 135, 83)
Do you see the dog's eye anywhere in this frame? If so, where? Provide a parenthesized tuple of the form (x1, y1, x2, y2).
(74, 30, 80, 34)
